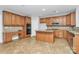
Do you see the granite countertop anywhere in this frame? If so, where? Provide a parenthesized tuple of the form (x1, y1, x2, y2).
(36, 30, 54, 33)
(68, 30, 79, 34)
(36, 29, 79, 34)
(47, 27, 79, 34)
(3, 30, 22, 33)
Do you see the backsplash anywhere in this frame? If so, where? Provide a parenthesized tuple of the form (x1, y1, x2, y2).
(4, 26, 23, 32)
(39, 23, 47, 30)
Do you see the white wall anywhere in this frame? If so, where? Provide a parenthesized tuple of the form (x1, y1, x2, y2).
(0, 10, 3, 43)
(76, 7, 79, 27)
(31, 16, 40, 36)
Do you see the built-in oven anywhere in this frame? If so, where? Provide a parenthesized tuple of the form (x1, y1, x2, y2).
(26, 24, 31, 35)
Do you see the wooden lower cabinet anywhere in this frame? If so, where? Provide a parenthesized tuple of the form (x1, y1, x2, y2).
(73, 34, 79, 53)
(19, 31, 26, 38)
(36, 31, 54, 43)
(54, 30, 64, 38)
(3, 32, 12, 43)
(3, 31, 26, 43)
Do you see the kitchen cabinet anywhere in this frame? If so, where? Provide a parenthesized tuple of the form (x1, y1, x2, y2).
(66, 14, 71, 25)
(67, 32, 74, 48)
(73, 34, 79, 54)
(16, 15, 24, 26)
(3, 32, 12, 43)
(3, 11, 12, 25)
(3, 31, 26, 43)
(26, 16, 31, 24)
(21, 16, 25, 25)
(40, 18, 47, 23)
(71, 12, 76, 26)
(19, 31, 25, 38)
(3, 11, 25, 26)
(66, 12, 76, 26)
(11, 14, 16, 25)
(63, 30, 68, 39)
(16, 15, 20, 25)
(47, 17, 54, 25)
(39, 12, 75, 26)
(54, 30, 64, 38)
(60, 16, 66, 25)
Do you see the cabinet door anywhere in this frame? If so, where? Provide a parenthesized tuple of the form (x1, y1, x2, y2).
(55, 30, 64, 38)
(73, 34, 79, 53)
(58, 16, 66, 25)
(11, 14, 16, 25)
(71, 12, 76, 26)
(21, 16, 25, 25)
(62, 16, 66, 25)
(16, 15, 20, 25)
(66, 14, 71, 25)
(63, 30, 67, 39)
(26, 17, 31, 24)
(4, 32, 12, 43)
(3, 12, 12, 25)
(48, 17, 54, 25)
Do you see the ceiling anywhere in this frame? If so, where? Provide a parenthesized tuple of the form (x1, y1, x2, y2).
(0, 5, 77, 17)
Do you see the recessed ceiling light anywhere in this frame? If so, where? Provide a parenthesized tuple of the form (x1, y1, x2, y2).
(55, 11, 59, 13)
(42, 8, 46, 11)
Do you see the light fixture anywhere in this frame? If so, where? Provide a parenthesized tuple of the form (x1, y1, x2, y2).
(42, 8, 46, 11)
(55, 11, 59, 13)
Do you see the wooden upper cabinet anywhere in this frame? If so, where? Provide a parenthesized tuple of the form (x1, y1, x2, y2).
(3, 11, 25, 26)
(16, 15, 25, 26)
(3, 11, 12, 25)
(20, 16, 25, 25)
(11, 14, 16, 25)
(71, 12, 76, 26)
(66, 14, 71, 25)
(26, 17, 31, 24)
(47, 17, 53, 25)
(57, 16, 66, 25)
(40, 18, 47, 23)
(16, 15, 22, 25)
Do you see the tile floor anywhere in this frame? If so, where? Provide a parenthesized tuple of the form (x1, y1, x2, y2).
(0, 37, 73, 54)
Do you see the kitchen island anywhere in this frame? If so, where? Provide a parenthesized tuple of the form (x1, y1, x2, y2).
(36, 30, 55, 43)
